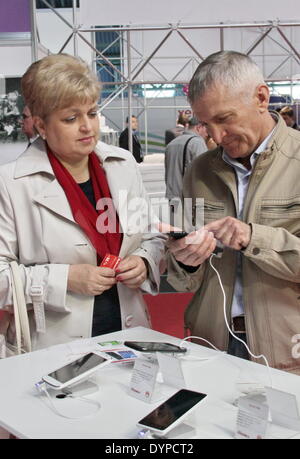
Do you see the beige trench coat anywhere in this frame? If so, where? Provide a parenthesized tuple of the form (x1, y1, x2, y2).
(0, 138, 165, 350)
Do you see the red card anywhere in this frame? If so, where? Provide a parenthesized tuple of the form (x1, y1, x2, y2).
(100, 253, 121, 270)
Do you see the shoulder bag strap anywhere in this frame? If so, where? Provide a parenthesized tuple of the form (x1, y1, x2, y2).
(182, 136, 197, 176)
(10, 261, 31, 354)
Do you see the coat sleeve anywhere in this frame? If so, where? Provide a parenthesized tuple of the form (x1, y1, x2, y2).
(243, 222, 300, 282)
(0, 175, 70, 314)
(127, 160, 167, 295)
(166, 251, 206, 292)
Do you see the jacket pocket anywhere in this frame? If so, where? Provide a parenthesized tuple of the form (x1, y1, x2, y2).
(260, 197, 300, 228)
(203, 201, 225, 224)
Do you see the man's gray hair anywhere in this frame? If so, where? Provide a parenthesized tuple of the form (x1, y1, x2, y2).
(188, 50, 265, 105)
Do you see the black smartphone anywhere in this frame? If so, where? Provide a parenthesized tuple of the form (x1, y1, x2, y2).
(168, 231, 188, 239)
(124, 341, 187, 353)
(137, 389, 207, 435)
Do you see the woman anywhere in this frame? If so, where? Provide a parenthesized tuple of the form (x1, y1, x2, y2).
(0, 54, 165, 352)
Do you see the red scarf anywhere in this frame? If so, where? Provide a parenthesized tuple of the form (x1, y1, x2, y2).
(48, 149, 122, 263)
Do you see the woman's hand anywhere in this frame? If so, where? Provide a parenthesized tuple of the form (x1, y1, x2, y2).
(116, 255, 148, 289)
(67, 264, 116, 296)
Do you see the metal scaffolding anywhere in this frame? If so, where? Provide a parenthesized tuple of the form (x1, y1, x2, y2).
(30, 0, 300, 152)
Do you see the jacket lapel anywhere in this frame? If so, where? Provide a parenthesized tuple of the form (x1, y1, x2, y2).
(15, 138, 76, 223)
(33, 179, 75, 223)
(211, 152, 239, 215)
(94, 142, 134, 234)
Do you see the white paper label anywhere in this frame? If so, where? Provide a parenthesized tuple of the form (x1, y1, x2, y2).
(235, 394, 269, 439)
(129, 357, 159, 402)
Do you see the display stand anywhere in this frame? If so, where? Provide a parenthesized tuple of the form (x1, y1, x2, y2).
(138, 422, 196, 439)
(128, 353, 186, 403)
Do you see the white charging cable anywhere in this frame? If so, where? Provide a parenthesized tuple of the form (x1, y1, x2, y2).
(35, 381, 101, 420)
(180, 336, 222, 352)
(208, 253, 273, 387)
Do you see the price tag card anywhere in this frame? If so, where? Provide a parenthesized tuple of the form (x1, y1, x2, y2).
(235, 393, 269, 439)
(129, 357, 159, 402)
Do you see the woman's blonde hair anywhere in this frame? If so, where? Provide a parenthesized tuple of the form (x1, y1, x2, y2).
(21, 54, 101, 119)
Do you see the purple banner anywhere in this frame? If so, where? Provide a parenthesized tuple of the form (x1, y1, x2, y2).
(0, 0, 31, 33)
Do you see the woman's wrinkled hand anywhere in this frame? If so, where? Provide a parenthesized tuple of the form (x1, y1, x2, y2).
(115, 255, 148, 289)
(67, 264, 116, 296)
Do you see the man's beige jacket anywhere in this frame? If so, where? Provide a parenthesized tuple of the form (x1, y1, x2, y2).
(167, 115, 300, 374)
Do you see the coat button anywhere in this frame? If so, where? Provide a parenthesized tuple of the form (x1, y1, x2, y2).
(125, 315, 133, 327)
(252, 247, 260, 255)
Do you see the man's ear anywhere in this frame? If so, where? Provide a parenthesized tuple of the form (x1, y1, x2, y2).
(33, 116, 46, 140)
(256, 84, 270, 113)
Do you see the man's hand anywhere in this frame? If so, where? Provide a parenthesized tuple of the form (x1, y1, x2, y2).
(204, 217, 251, 250)
(167, 229, 217, 266)
(158, 222, 217, 267)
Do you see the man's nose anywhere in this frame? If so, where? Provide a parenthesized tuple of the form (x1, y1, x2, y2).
(209, 126, 226, 145)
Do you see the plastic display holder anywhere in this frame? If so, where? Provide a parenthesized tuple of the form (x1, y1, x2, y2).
(129, 353, 186, 403)
(139, 422, 196, 440)
(166, 422, 196, 439)
(56, 380, 99, 398)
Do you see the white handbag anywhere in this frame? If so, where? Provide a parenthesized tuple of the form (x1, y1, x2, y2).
(0, 261, 32, 358)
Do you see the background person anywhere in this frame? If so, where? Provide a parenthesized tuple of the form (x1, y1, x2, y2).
(2, 91, 20, 141)
(279, 106, 299, 130)
(164, 116, 208, 202)
(119, 115, 143, 163)
(165, 113, 189, 146)
(21, 105, 38, 146)
(0, 54, 165, 353)
(166, 50, 300, 374)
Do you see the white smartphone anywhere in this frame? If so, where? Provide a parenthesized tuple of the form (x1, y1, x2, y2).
(137, 389, 207, 436)
(42, 352, 110, 390)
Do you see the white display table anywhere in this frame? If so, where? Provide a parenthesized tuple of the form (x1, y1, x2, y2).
(0, 327, 300, 439)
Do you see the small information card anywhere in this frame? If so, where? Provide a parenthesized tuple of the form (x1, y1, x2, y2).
(235, 393, 269, 439)
(129, 357, 160, 402)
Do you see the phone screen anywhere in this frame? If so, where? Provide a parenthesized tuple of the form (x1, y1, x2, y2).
(139, 389, 206, 431)
(124, 341, 186, 353)
(105, 350, 137, 360)
(48, 353, 107, 384)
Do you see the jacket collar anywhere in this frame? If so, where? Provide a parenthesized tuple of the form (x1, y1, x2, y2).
(14, 138, 127, 179)
(211, 111, 288, 170)
(13, 138, 129, 226)
(14, 137, 54, 179)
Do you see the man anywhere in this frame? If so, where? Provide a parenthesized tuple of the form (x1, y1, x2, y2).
(165, 113, 189, 146)
(119, 115, 143, 163)
(166, 50, 300, 374)
(21, 105, 38, 145)
(280, 106, 299, 130)
(164, 117, 208, 201)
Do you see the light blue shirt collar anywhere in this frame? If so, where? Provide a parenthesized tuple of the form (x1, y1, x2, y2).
(222, 129, 275, 172)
